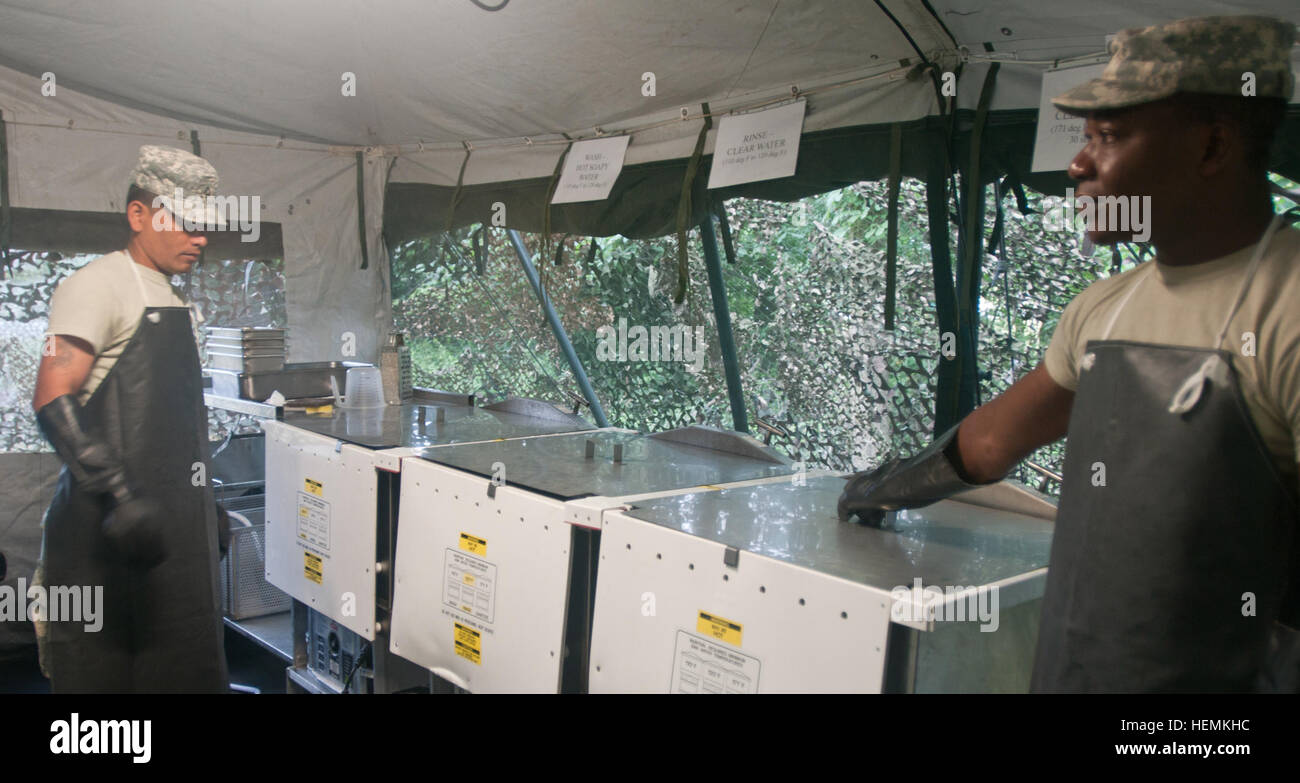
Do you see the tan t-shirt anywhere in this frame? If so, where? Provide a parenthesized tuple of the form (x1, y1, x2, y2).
(1044, 223, 1300, 490)
(45, 250, 191, 404)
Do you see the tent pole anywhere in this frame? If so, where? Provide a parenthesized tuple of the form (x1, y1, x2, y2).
(699, 217, 748, 433)
(507, 229, 609, 427)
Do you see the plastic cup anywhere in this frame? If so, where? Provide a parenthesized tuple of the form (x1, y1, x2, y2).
(344, 366, 385, 409)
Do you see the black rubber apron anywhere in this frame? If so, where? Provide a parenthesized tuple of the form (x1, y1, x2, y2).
(41, 256, 227, 693)
(1032, 215, 1299, 692)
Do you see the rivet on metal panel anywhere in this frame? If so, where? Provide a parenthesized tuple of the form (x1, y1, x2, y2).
(723, 546, 740, 568)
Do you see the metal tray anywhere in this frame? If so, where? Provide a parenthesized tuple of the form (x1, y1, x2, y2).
(208, 351, 286, 373)
(206, 336, 287, 353)
(239, 361, 372, 402)
(206, 326, 286, 340)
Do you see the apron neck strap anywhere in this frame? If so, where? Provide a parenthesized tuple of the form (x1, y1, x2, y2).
(122, 251, 204, 325)
(123, 251, 151, 308)
(1210, 211, 1287, 351)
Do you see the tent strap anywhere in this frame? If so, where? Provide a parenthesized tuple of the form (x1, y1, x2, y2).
(355, 151, 369, 269)
(541, 144, 569, 285)
(445, 146, 472, 231)
(1, 111, 11, 270)
(927, 135, 960, 434)
(956, 62, 999, 412)
(473, 224, 485, 275)
(885, 122, 902, 330)
(713, 199, 737, 266)
(675, 102, 711, 303)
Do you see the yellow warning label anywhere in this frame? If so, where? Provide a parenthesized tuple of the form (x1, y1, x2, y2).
(454, 622, 482, 665)
(459, 533, 487, 556)
(304, 478, 323, 497)
(697, 611, 743, 647)
(304, 551, 323, 584)
(462, 573, 475, 586)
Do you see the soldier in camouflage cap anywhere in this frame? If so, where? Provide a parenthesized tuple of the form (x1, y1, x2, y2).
(1053, 15, 1295, 114)
(28, 144, 232, 693)
(839, 14, 1300, 693)
(130, 144, 226, 229)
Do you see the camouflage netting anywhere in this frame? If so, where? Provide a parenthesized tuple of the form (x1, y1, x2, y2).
(0, 250, 285, 451)
(392, 179, 1119, 496)
(0, 251, 91, 452)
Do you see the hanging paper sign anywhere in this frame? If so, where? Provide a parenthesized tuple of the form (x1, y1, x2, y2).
(1030, 63, 1106, 172)
(551, 136, 631, 204)
(707, 100, 806, 189)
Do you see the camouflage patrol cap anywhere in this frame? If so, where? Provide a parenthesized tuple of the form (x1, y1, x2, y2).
(1053, 15, 1296, 115)
(130, 144, 226, 229)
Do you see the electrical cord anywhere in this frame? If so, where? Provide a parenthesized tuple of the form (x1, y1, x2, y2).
(340, 641, 372, 694)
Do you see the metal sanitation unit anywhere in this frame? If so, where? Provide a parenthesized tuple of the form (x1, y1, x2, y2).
(588, 475, 1056, 693)
(263, 395, 593, 692)
(389, 426, 795, 693)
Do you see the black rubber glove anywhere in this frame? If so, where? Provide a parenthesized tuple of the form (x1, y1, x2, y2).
(37, 394, 166, 568)
(837, 424, 990, 525)
(103, 497, 167, 568)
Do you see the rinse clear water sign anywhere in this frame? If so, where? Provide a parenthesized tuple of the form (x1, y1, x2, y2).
(707, 100, 806, 189)
(1031, 63, 1106, 173)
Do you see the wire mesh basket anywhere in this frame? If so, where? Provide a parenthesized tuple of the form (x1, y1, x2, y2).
(219, 495, 290, 619)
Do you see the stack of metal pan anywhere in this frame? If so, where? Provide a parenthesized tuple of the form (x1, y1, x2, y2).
(205, 327, 287, 373)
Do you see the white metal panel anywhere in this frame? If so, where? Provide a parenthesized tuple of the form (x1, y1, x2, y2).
(389, 457, 573, 693)
(590, 506, 895, 693)
(263, 420, 380, 640)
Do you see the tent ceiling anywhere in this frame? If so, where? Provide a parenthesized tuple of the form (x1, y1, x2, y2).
(2, 1, 1294, 151)
(0, 0, 957, 147)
